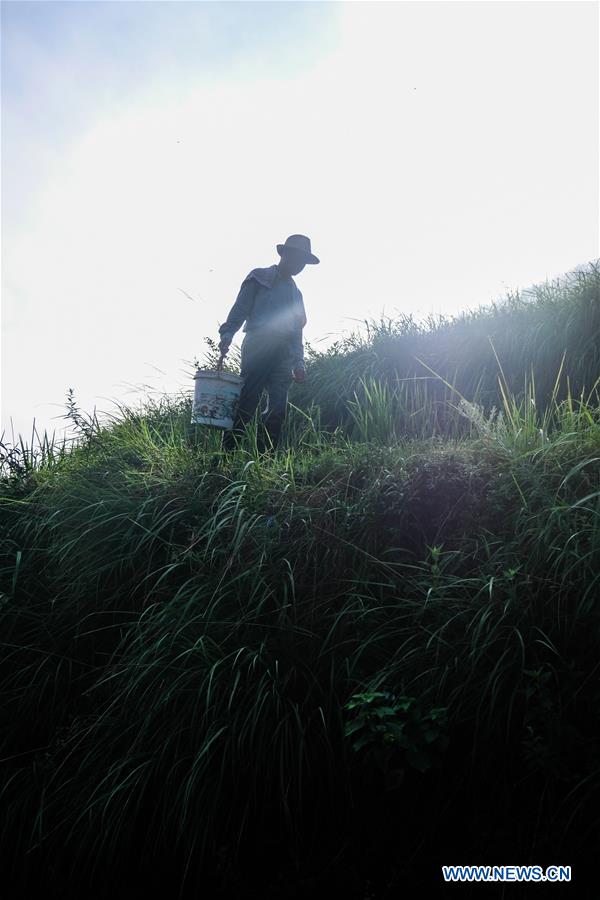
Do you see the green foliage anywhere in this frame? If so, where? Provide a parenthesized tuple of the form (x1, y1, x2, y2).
(344, 690, 449, 786)
(290, 261, 600, 437)
(0, 259, 599, 894)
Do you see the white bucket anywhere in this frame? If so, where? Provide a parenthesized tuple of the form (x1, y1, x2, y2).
(191, 369, 244, 429)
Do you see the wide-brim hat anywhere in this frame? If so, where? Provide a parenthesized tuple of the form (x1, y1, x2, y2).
(276, 234, 320, 264)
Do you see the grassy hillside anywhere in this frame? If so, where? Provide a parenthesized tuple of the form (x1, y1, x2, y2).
(290, 261, 600, 438)
(1, 262, 599, 898)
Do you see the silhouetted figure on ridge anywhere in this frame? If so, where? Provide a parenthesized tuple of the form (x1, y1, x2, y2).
(217, 234, 320, 452)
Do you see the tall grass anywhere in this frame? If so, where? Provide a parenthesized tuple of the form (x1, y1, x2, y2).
(1, 261, 599, 897)
(290, 260, 600, 434)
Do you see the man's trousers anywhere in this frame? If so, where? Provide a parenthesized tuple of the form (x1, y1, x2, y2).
(221, 331, 295, 452)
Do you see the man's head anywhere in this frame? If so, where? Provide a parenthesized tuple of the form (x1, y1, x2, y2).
(276, 234, 320, 277)
(278, 246, 308, 277)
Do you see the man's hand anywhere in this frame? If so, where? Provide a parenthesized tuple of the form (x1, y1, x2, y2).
(292, 366, 306, 384)
(218, 338, 231, 356)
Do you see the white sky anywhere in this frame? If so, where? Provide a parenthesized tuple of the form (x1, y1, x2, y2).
(2, 0, 599, 452)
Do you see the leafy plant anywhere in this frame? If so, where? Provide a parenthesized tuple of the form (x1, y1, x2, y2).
(343, 690, 449, 787)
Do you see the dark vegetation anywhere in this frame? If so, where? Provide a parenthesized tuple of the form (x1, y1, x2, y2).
(1, 262, 599, 898)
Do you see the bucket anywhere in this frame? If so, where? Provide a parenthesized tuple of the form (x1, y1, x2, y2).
(191, 368, 244, 429)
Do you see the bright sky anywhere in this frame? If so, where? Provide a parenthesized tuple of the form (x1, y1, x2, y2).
(2, 0, 598, 454)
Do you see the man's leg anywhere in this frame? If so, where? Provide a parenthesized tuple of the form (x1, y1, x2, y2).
(221, 335, 269, 452)
(262, 345, 294, 450)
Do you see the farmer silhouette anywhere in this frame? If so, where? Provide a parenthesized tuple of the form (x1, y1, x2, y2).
(218, 234, 320, 452)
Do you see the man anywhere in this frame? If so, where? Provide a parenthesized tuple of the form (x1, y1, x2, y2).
(218, 234, 320, 452)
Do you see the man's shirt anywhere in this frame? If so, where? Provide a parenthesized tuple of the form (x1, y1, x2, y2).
(219, 265, 307, 370)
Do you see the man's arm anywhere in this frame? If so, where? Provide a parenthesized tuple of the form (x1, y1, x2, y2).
(290, 326, 305, 372)
(290, 289, 307, 371)
(218, 276, 256, 345)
